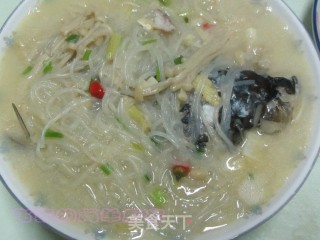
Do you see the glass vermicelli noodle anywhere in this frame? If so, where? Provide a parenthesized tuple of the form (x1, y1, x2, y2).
(0, 0, 317, 239)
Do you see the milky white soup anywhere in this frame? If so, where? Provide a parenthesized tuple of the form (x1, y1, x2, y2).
(0, 0, 316, 239)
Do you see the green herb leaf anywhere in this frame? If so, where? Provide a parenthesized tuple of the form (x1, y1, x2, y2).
(159, 0, 171, 6)
(43, 62, 53, 74)
(82, 49, 92, 61)
(100, 163, 112, 176)
(141, 39, 157, 45)
(144, 174, 151, 182)
(22, 65, 33, 75)
(248, 173, 254, 180)
(155, 66, 161, 82)
(174, 55, 183, 65)
(196, 147, 205, 154)
(150, 187, 168, 207)
(131, 142, 145, 151)
(44, 129, 64, 138)
(65, 34, 80, 43)
(179, 12, 189, 23)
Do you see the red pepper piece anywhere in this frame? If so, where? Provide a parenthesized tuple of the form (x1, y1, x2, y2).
(89, 81, 105, 99)
(172, 165, 191, 181)
(201, 22, 213, 30)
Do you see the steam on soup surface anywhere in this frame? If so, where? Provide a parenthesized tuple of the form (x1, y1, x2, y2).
(0, 0, 316, 239)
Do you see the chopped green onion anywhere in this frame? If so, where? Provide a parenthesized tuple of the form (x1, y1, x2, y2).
(141, 39, 157, 45)
(44, 129, 64, 138)
(100, 163, 112, 176)
(155, 66, 161, 82)
(22, 65, 33, 75)
(65, 34, 80, 43)
(150, 187, 168, 207)
(82, 49, 92, 61)
(131, 142, 145, 151)
(106, 33, 123, 62)
(248, 173, 254, 180)
(144, 174, 151, 182)
(174, 55, 183, 65)
(159, 0, 171, 6)
(43, 62, 53, 74)
(179, 12, 189, 23)
(196, 147, 205, 154)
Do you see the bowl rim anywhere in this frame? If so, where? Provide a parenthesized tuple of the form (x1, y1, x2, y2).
(1, 1, 320, 240)
(313, 0, 320, 53)
(0, 0, 23, 33)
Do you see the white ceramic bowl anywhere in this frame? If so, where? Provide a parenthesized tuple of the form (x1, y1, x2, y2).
(1, 1, 320, 240)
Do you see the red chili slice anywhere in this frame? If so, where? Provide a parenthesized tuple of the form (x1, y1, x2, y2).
(172, 165, 191, 181)
(201, 22, 213, 30)
(89, 81, 105, 99)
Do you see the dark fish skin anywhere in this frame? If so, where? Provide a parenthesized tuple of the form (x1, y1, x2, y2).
(195, 134, 209, 149)
(180, 70, 297, 149)
(215, 70, 297, 144)
(180, 103, 191, 124)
